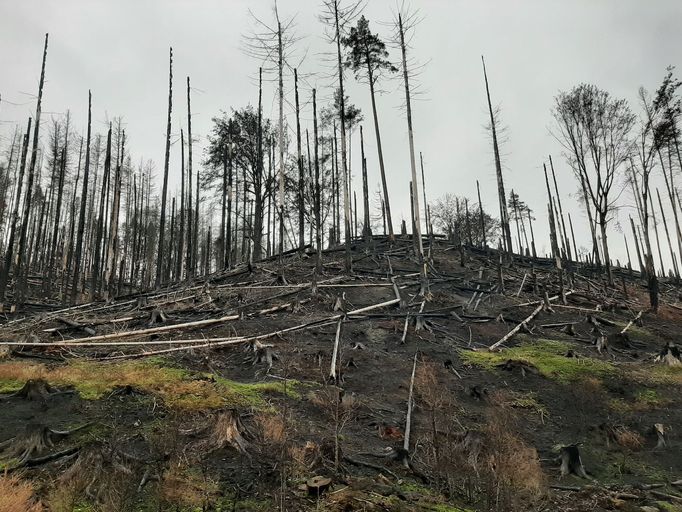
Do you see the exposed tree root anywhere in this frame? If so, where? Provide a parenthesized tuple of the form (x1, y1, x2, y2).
(0, 422, 90, 468)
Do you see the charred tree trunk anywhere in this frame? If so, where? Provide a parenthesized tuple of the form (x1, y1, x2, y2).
(398, 13, 426, 292)
(156, 49, 173, 288)
(360, 126, 371, 243)
(313, 89, 322, 271)
(0, 119, 31, 300)
(481, 55, 512, 259)
(333, 2, 352, 272)
(90, 125, 112, 297)
(186, 74, 194, 279)
(15, 34, 49, 303)
(70, 91, 92, 304)
(295, 68, 304, 250)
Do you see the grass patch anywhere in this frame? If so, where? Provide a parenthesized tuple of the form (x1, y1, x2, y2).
(0, 359, 299, 411)
(508, 391, 550, 419)
(460, 339, 615, 382)
(656, 502, 682, 512)
(610, 387, 671, 413)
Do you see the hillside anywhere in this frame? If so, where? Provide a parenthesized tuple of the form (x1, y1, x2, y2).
(0, 238, 680, 512)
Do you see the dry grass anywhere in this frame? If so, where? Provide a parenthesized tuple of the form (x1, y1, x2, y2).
(483, 394, 546, 511)
(0, 473, 43, 512)
(160, 463, 219, 509)
(255, 411, 286, 446)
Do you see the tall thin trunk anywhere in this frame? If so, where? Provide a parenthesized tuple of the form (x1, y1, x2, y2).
(254, 68, 264, 261)
(16, 34, 49, 302)
(360, 126, 371, 243)
(186, 75, 194, 278)
(549, 155, 572, 260)
(295, 69, 304, 249)
(366, 52, 393, 240)
(333, 1, 352, 271)
(0, 119, 31, 300)
(399, 13, 425, 291)
(225, 135, 233, 269)
(156, 48, 173, 288)
(91, 125, 112, 297)
(657, 187, 679, 278)
(177, 129, 185, 279)
(105, 132, 124, 295)
(70, 91, 92, 304)
(476, 180, 486, 248)
(277, 21, 285, 264)
(313, 89, 322, 270)
(481, 55, 512, 258)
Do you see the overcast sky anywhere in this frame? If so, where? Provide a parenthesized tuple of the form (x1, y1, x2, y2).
(1, 0, 681, 268)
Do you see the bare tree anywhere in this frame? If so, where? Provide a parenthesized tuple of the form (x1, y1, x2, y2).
(156, 47, 173, 288)
(71, 90, 92, 303)
(553, 84, 635, 285)
(320, 0, 363, 272)
(481, 56, 514, 259)
(243, 4, 301, 263)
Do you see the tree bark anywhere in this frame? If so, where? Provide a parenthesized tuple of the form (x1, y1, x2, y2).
(156, 48, 173, 288)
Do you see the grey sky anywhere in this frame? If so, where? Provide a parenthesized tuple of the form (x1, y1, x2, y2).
(1, 0, 681, 267)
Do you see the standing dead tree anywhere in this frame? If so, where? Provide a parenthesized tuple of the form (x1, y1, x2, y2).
(242, 4, 301, 264)
(553, 84, 635, 286)
(155, 47, 173, 288)
(11, 34, 48, 303)
(393, 6, 428, 293)
(70, 90, 92, 304)
(320, 0, 363, 273)
(481, 56, 513, 259)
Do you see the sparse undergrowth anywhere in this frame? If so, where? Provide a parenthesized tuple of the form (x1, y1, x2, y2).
(0, 358, 300, 411)
(459, 339, 615, 382)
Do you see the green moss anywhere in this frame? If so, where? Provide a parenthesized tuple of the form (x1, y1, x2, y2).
(424, 504, 474, 512)
(0, 359, 300, 411)
(656, 502, 682, 512)
(460, 339, 615, 382)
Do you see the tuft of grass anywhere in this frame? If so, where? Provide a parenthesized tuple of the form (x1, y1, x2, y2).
(0, 359, 299, 411)
(610, 388, 671, 413)
(507, 391, 549, 419)
(460, 339, 615, 382)
(0, 473, 43, 512)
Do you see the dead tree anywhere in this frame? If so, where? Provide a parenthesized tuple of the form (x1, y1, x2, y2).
(186, 75, 194, 278)
(313, 89, 322, 270)
(177, 129, 185, 278)
(481, 56, 513, 259)
(156, 48, 173, 288)
(395, 8, 428, 293)
(295, 68, 304, 250)
(243, 5, 301, 264)
(321, 0, 361, 272)
(0, 118, 31, 300)
(14, 34, 49, 303)
(70, 91, 92, 304)
(90, 124, 112, 297)
(360, 125, 371, 243)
